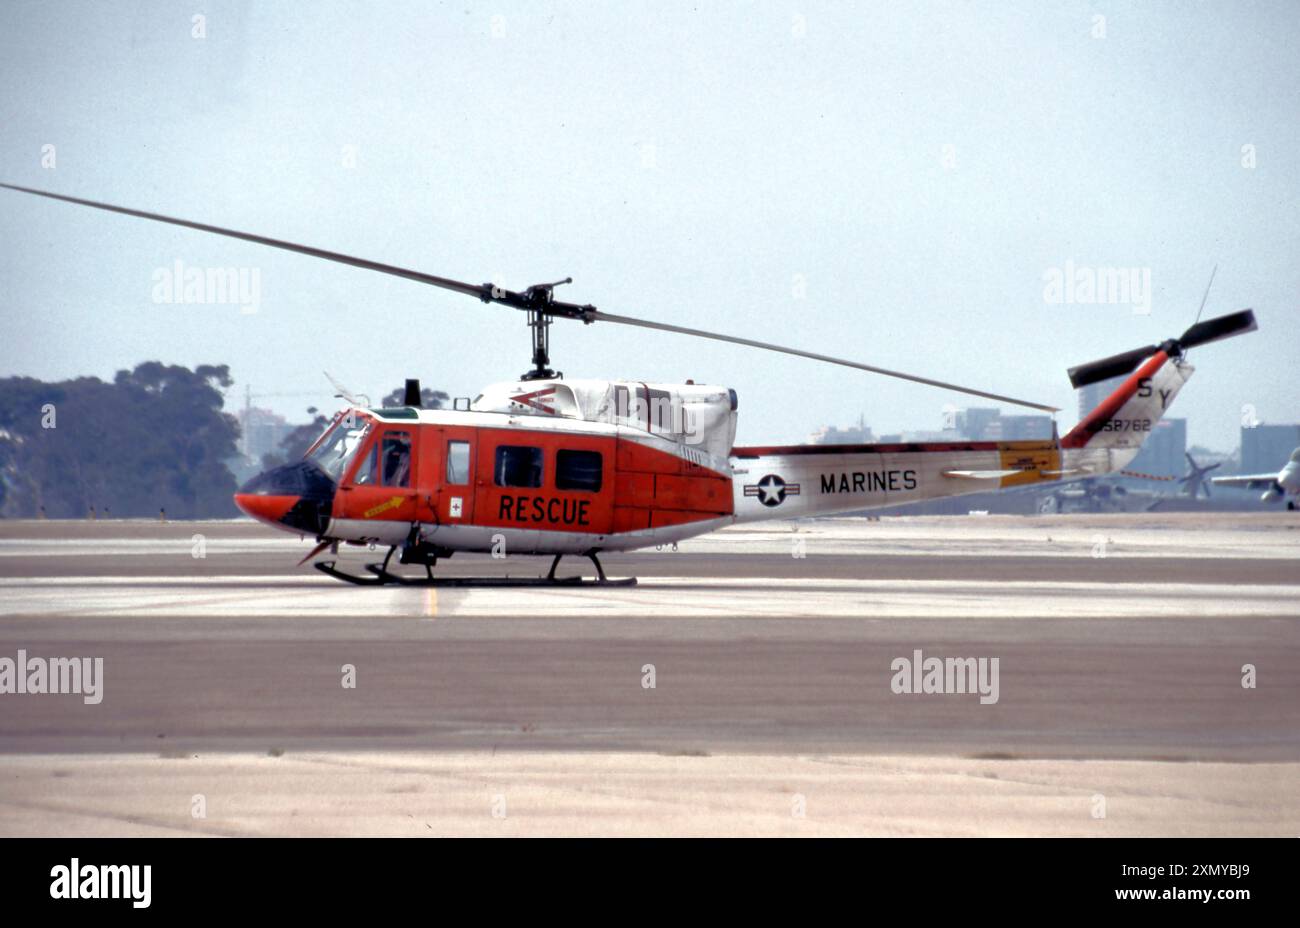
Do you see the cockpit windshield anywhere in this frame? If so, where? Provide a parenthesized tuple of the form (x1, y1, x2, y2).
(307, 415, 372, 481)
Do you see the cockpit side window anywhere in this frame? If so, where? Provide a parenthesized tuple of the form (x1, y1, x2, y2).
(352, 442, 379, 486)
(381, 432, 412, 487)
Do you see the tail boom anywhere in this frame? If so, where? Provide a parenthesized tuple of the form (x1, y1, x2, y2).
(729, 439, 1063, 522)
(728, 353, 1193, 523)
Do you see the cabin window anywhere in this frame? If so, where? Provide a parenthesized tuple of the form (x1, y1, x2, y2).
(446, 440, 470, 485)
(381, 432, 412, 487)
(494, 445, 543, 488)
(556, 449, 602, 492)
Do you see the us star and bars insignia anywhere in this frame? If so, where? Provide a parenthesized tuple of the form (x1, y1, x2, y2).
(744, 473, 800, 507)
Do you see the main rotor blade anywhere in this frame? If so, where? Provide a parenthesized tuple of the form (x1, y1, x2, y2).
(2, 181, 1061, 412)
(590, 311, 1060, 412)
(0, 182, 486, 300)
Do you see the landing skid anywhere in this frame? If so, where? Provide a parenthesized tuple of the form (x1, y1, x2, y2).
(312, 548, 636, 587)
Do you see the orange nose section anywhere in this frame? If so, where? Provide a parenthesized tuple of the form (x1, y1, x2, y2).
(234, 493, 300, 527)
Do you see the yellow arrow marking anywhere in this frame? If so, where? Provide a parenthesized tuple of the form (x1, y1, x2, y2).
(362, 495, 405, 519)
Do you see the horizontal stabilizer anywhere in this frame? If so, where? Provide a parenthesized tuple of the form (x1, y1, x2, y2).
(942, 469, 1022, 480)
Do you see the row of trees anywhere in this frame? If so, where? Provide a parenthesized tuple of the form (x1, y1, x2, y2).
(0, 367, 449, 519)
(0, 363, 242, 519)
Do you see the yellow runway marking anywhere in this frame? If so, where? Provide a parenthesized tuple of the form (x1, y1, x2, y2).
(425, 586, 437, 619)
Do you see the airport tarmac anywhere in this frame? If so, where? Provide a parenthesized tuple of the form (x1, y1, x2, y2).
(0, 514, 1297, 836)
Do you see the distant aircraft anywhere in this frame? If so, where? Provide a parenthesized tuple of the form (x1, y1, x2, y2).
(1211, 448, 1300, 509)
(1035, 452, 1220, 514)
(1177, 452, 1222, 499)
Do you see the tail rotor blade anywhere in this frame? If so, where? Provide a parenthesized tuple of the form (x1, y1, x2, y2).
(1179, 308, 1257, 350)
(1067, 345, 1159, 389)
(1067, 308, 1257, 391)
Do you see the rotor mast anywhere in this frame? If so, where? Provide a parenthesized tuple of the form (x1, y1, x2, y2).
(504, 277, 575, 381)
(525, 310, 554, 380)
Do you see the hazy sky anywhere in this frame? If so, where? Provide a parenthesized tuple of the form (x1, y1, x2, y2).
(2, 1, 1297, 450)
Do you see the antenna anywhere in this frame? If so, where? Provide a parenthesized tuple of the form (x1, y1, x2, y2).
(1194, 264, 1218, 327)
(1186, 264, 1218, 362)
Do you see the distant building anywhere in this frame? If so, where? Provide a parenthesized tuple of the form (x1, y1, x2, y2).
(1126, 417, 1186, 478)
(951, 408, 1052, 441)
(1241, 423, 1300, 473)
(809, 420, 874, 445)
(1077, 374, 1125, 421)
(955, 408, 1001, 440)
(999, 415, 1055, 441)
(238, 407, 295, 465)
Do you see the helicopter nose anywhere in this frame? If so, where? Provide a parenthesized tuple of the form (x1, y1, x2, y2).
(234, 461, 336, 535)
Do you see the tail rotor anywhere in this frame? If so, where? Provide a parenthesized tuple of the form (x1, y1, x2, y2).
(1068, 308, 1258, 389)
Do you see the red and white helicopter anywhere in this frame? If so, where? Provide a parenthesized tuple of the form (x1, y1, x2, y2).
(1, 182, 1259, 585)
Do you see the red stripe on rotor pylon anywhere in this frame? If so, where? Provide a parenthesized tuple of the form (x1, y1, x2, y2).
(1061, 351, 1169, 450)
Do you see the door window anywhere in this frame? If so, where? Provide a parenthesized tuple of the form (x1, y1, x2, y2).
(446, 440, 470, 485)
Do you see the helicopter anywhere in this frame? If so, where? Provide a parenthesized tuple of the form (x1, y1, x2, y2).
(0, 182, 1260, 585)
